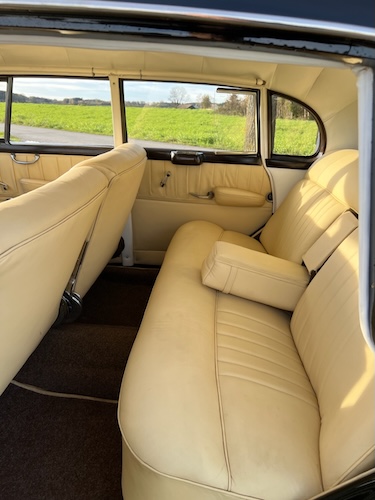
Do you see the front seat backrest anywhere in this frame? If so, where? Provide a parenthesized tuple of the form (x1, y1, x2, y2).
(72, 142, 147, 297)
(0, 166, 108, 395)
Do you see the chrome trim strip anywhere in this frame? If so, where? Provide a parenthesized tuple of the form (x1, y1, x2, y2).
(0, 0, 375, 42)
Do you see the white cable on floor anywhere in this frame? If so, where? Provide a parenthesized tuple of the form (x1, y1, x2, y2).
(10, 379, 118, 404)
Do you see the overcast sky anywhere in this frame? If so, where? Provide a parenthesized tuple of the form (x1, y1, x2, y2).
(10, 77, 227, 104)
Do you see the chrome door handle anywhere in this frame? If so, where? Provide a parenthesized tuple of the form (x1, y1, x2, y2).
(11, 153, 40, 165)
(189, 191, 214, 200)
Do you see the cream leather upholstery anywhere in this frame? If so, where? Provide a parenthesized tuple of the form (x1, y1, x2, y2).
(0, 166, 108, 395)
(202, 241, 310, 311)
(292, 230, 375, 489)
(118, 223, 374, 500)
(118, 149, 373, 499)
(132, 158, 272, 265)
(207, 149, 358, 263)
(0, 152, 91, 198)
(302, 210, 358, 274)
(71, 142, 146, 297)
(259, 149, 358, 263)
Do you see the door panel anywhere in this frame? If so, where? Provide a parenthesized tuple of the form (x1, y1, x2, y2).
(132, 159, 273, 264)
(0, 152, 92, 199)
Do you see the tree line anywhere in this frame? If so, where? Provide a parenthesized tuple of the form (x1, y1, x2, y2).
(0, 90, 110, 106)
(0, 87, 312, 120)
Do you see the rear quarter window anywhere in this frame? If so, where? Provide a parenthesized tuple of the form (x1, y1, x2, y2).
(270, 92, 324, 159)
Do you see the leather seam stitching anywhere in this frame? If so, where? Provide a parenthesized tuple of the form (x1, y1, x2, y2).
(219, 372, 319, 410)
(0, 186, 106, 257)
(219, 353, 316, 398)
(214, 292, 232, 492)
(217, 337, 308, 377)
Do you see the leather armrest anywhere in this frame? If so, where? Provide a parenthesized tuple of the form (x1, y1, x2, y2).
(214, 186, 265, 207)
(202, 241, 310, 311)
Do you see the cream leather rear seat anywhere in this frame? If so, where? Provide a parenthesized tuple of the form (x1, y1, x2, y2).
(200, 149, 359, 263)
(0, 165, 108, 395)
(118, 149, 374, 499)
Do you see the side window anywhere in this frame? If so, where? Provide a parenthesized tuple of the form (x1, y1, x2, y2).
(122, 81, 259, 154)
(270, 93, 323, 157)
(9, 77, 113, 147)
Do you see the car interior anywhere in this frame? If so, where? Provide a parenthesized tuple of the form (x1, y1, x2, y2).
(0, 2, 374, 500)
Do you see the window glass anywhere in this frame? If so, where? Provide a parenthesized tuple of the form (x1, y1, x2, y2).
(10, 78, 113, 146)
(123, 81, 258, 153)
(271, 94, 320, 156)
(0, 80, 7, 139)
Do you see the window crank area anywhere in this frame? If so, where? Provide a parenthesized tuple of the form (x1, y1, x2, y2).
(160, 171, 171, 187)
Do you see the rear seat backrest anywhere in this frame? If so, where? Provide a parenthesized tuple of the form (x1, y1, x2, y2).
(291, 229, 375, 489)
(0, 166, 108, 395)
(72, 142, 147, 297)
(259, 149, 359, 263)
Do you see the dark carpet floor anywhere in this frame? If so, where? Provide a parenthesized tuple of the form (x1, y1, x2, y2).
(78, 265, 159, 327)
(0, 265, 158, 500)
(0, 384, 122, 500)
(14, 323, 138, 400)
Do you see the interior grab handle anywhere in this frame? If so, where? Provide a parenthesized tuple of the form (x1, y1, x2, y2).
(11, 153, 40, 165)
(189, 191, 215, 200)
(171, 151, 203, 165)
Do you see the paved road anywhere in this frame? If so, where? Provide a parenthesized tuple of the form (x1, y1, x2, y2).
(7, 124, 201, 150)
(9, 124, 114, 146)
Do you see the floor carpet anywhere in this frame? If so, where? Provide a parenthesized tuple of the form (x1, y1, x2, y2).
(78, 265, 159, 327)
(0, 384, 122, 500)
(0, 265, 158, 500)
(14, 323, 138, 400)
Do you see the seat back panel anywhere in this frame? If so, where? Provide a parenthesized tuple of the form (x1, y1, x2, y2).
(260, 149, 359, 264)
(73, 143, 147, 297)
(0, 167, 108, 394)
(291, 230, 375, 489)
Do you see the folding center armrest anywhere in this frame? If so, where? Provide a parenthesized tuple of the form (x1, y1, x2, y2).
(202, 241, 310, 311)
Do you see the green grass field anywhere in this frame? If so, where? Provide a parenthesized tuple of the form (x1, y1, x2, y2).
(8, 102, 113, 135)
(0, 103, 318, 155)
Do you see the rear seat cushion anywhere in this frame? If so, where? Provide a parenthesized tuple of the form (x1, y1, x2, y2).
(119, 223, 374, 500)
(119, 150, 372, 500)
(119, 221, 323, 500)
(220, 229, 266, 252)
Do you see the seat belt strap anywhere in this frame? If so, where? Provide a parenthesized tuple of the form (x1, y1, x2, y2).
(302, 210, 358, 276)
